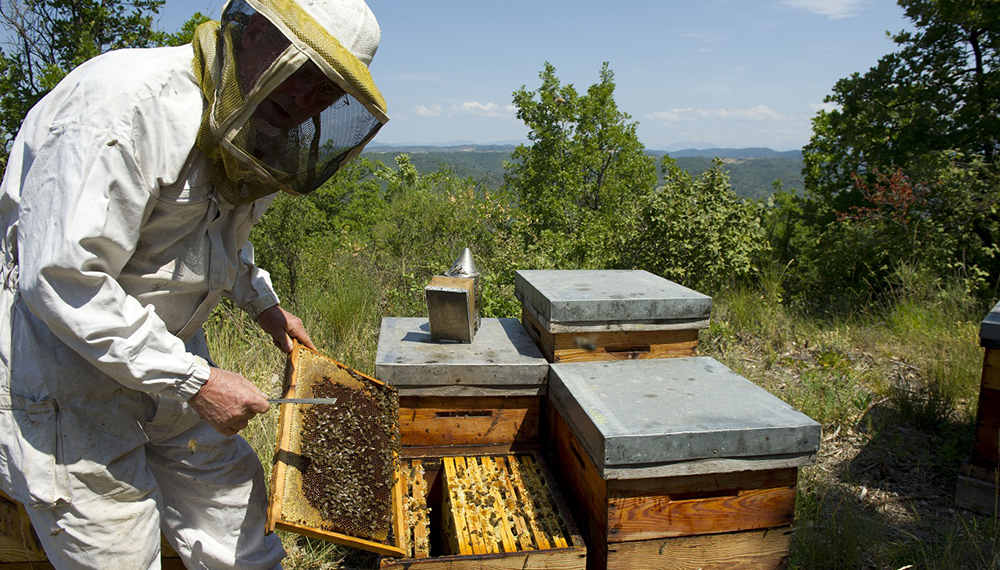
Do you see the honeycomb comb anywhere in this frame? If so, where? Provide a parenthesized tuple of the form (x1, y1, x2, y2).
(267, 342, 405, 557)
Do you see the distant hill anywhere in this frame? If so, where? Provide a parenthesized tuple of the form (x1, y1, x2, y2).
(366, 142, 518, 153)
(649, 147, 803, 160)
(361, 144, 803, 200)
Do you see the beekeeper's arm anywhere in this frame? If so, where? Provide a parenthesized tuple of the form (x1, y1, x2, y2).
(17, 119, 266, 437)
(225, 232, 316, 353)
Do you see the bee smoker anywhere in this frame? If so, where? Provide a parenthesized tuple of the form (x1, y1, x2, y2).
(426, 248, 481, 343)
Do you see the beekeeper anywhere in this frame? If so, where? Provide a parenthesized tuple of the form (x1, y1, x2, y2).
(0, 0, 388, 567)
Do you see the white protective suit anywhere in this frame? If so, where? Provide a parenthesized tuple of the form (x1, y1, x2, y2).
(0, 0, 388, 568)
(0, 44, 283, 569)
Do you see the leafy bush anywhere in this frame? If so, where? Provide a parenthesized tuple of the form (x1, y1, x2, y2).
(637, 157, 770, 294)
(769, 153, 1000, 312)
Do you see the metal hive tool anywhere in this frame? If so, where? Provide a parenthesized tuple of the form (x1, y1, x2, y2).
(267, 342, 405, 557)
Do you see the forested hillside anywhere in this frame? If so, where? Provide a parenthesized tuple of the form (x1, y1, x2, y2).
(362, 147, 804, 199)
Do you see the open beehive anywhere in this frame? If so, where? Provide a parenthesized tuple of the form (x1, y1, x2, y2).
(267, 343, 405, 557)
(375, 317, 586, 568)
(384, 452, 583, 568)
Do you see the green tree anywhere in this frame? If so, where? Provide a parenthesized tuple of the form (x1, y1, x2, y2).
(0, 0, 173, 173)
(639, 157, 770, 294)
(785, 0, 1000, 307)
(803, 0, 1000, 210)
(504, 62, 657, 268)
(251, 192, 327, 304)
(163, 11, 212, 47)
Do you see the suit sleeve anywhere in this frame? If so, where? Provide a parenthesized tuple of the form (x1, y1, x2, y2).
(17, 123, 210, 401)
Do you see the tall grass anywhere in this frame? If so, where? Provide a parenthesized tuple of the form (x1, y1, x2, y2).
(705, 266, 995, 569)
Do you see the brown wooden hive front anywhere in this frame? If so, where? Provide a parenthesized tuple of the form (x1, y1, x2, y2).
(546, 409, 796, 570)
(956, 347, 1000, 515)
(519, 305, 700, 364)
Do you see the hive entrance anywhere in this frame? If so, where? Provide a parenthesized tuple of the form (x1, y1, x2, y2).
(267, 345, 403, 556)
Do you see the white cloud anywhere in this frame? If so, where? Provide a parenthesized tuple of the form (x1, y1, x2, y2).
(810, 101, 841, 113)
(647, 105, 784, 124)
(781, 0, 868, 19)
(413, 101, 516, 120)
(415, 104, 443, 117)
(452, 101, 517, 119)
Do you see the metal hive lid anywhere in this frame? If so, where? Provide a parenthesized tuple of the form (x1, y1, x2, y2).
(375, 317, 548, 393)
(548, 357, 821, 474)
(981, 300, 1000, 347)
(514, 270, 712, 324)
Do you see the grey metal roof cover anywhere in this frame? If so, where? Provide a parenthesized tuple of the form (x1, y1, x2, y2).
(548, 358, 821, 470)
(514, 270, 711, 324)
(375, 317, 548, 388)
(981, 300, 1000, 346)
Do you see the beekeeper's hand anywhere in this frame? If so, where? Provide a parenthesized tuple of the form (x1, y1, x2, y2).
(256, 304, 316, 353)
(188, 367, 271, 436)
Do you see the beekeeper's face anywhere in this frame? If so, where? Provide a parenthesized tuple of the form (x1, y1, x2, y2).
(237, 15, 346, 133)
(254, 61, 347, 132)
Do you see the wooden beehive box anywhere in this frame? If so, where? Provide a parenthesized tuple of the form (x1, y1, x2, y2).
(375, 317, 587, 568)
(376, 317, 549, 456)
(267, 343, 406, 557)
(957, 300, 1000, 515)
(514, 270, 712, 363)
(0, 487, 48, 568)
(547, 358, 821, 570)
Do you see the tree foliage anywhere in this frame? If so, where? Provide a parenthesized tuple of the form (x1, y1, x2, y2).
(803, 0, 1000, 209)
(784, 0, 1000, 307)
(0, 1, 168, 154)
(504, 62, 657, 268)
(639, 157, 769, 294)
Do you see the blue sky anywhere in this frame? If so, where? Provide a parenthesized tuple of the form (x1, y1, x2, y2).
(161, 0, 913, 151)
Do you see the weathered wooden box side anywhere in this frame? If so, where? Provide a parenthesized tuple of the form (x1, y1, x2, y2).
(957, 302, 1000, 515)
(398, 395, 541, 457)
(602, 526, 793, 570)
(520, 304, 700, 363)
(970, 348, 1000, 468)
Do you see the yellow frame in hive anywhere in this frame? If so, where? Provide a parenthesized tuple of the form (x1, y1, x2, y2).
(266, 342, 406, 557)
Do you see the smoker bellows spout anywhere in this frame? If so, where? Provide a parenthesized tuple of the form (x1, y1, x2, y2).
(445, 247, 478, 279)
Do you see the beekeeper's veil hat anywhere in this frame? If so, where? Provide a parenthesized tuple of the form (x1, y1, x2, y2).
(192, 0, 388, 205)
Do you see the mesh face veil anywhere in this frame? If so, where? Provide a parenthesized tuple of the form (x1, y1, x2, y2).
(192, 0, 388, 205)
